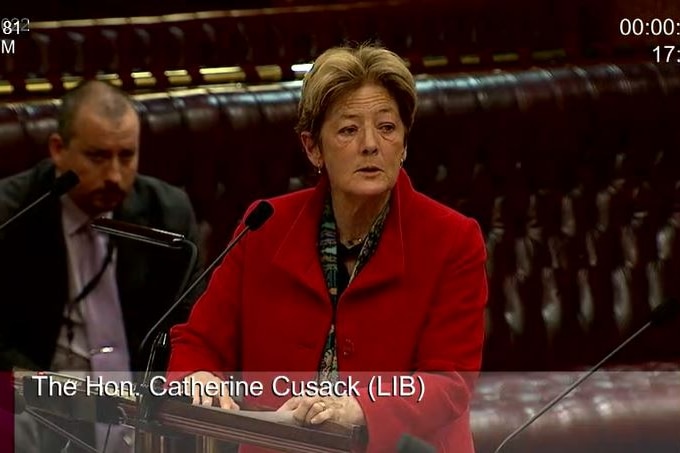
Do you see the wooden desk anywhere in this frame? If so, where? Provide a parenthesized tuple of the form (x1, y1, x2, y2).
(17, 371, 366, 453)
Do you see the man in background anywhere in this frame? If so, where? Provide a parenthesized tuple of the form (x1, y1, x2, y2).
(0, 80, 201, 451)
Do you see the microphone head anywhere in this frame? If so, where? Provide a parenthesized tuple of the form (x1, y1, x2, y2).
(651, 298, 680, 326)
(51, 170, 80, 196)
(90, 218, 185, 248)
(245, 201, 273, 231)
(396, 434, 436, 453)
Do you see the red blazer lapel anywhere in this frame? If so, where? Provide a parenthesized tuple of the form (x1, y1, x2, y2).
(271, 178, 329, 302)
(271, 170, 412, 300)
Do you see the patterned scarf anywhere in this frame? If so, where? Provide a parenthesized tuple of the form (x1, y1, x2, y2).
(317, 194, 390, 382)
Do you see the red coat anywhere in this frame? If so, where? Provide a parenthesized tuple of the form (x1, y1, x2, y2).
(168, 170, 488, 452)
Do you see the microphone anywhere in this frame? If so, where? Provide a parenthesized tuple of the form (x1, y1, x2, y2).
(134, 201, 273, 427)
(90, 218, 186, 249)
(494, 298, 680, 453)
(89, 217, 201, 453)
(138, 199, 274, 353)
(90, 217, 198, 300)
(0, 170, 79, 233)
(397, 434, 436, 453)
(90, 217, 199, 330)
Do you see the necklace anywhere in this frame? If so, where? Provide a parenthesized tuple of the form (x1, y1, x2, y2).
(337, 198, 389, 250)
(340, 234, 368, 250)
(339, 236, 364, 256)
(344, 236, 365, 248)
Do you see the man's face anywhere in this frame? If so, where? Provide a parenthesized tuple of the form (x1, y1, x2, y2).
(50, 104, 140, 215)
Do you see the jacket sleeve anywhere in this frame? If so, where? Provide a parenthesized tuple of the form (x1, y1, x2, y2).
(355, 217, 488, 451)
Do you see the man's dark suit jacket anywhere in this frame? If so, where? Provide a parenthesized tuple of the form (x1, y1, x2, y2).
(0, 160, 201, 372)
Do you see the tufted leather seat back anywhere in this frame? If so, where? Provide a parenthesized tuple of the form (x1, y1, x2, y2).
(1, 62, 679, 371)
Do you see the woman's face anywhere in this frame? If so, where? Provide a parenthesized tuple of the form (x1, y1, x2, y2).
(302, 83, 407, 202)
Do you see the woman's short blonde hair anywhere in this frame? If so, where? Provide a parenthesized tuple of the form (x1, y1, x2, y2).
(295, 43, 417, 143)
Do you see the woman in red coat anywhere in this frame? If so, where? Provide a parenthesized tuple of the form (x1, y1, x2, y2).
(168, 43, 488, 452)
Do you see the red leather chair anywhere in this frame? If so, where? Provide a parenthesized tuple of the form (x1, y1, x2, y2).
(1, 61, 679, 452)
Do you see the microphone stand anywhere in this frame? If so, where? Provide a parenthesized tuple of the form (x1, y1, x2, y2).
(0, 170, 79, 233)
(134, 239, 196, 423)
(133, 200, 273, 443)
(134, 225, 254, 439)
(137, 224, 252, 355)
(132, 200, 273, 451)
(133, 334, 169, 453)
(0, 192, 54, 232)
(132, 239, 198, 453)
(89, 218, 199, 452)
(494, 298, 680, 453)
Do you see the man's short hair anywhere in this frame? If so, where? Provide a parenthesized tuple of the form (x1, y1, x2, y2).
(57, 80, 137, 145)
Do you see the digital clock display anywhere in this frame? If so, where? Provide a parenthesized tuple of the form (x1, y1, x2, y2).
(1, 18, 30, 35)
(620, 18, 680, 36)
(653, 45, 680, 63)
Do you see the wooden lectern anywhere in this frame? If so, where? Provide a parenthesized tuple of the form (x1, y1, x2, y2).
(17, 372, 367, 453)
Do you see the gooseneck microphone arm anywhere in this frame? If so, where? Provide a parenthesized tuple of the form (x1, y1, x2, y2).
(139, 224, 247, 353)
(0, 170, 79, 233)
(89, 218, 186, 249)
(88, 217, 199, 453)
(137, 200, 275, 353)
(133, 200, 273, 450)
(89, 217, 199, 305)
(494, 298, 680, 453)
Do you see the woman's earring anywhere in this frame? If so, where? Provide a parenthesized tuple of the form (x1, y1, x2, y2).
(316, 165, 322, 175)
(399, 157, 405, 168)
